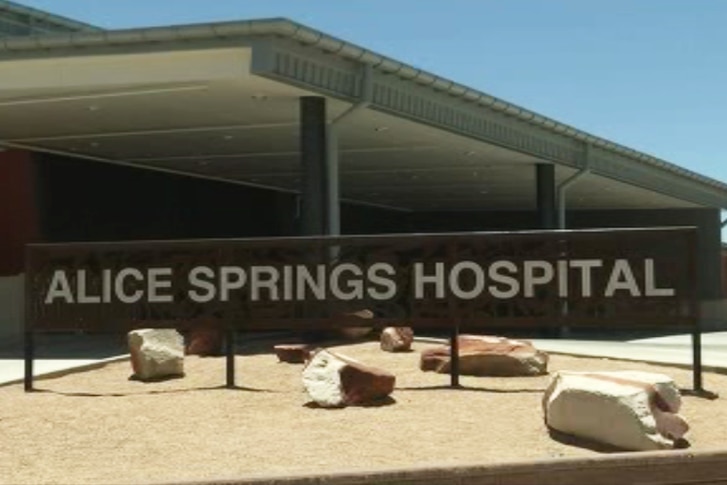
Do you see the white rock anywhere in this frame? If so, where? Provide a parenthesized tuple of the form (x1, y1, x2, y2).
(543, 370, 688, 451)
(128, 329, 185, 381)
(301, 349, 348, 407)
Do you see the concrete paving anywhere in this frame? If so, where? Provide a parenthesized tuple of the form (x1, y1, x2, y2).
(2, 331, 726, 387)
(531, 331, 727, 371)
(0, 354, 129, 386)
(0, 333, 129, 387)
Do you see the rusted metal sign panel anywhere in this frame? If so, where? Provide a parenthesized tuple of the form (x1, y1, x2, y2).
(26, 227, 698, 332)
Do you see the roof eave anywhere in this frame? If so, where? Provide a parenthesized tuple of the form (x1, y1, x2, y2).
(0, 0, 101, 33)
(0, 17, 725, 205)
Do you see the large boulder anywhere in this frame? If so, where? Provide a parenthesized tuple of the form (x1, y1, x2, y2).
(380, 327, 414, 352)
(420, 335, 548, 376)
(302, 348, 395, 407)
(128, 329, 185, 381)
(543, 370, 689, 451)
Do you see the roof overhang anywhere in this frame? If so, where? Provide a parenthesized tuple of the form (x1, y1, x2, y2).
(0, 0, 100, 34)
(0, 18, 725, 212)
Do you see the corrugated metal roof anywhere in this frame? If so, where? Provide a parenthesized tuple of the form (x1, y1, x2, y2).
(0, 0, 100, 35)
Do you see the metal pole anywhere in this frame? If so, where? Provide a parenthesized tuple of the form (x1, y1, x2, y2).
(557, 143, 591, 229)
(692, 329, 703, 393)
(326, 65, 373, 236)
(225, 328, 235, 389)
(450, 324, 460, 388)
(681, 229, 715, 398)
(24, 329, 34, 392)
(446, 240, 461, 388)
(689, 229, 704, 394)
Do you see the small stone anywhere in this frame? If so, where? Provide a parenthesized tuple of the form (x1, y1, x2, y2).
(336, 309, 374, 340)
(380, 327, 414, 352)
(185, 325, 224, 356)
(274, 344, 311, 364)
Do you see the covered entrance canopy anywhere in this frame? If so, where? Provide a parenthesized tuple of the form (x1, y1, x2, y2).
(0, 12, 726, 339)
(1, 18, 726, 220)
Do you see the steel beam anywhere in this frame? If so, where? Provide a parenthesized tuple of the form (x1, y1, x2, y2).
(299, 96, 328, 236)
(536, 163, 556, 229)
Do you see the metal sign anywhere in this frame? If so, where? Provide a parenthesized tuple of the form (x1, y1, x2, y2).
(24, 227, 701, 391)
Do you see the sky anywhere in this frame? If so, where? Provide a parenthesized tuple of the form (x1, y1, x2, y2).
(16, 0, 727, 230)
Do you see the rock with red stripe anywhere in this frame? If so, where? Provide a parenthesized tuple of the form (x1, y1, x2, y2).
(302, 348, 395, 407)
(543, 370, 689, 450)
(185, 325, 224, 356)
(420, 334, 548, 376)
(380, 327, 414, 352)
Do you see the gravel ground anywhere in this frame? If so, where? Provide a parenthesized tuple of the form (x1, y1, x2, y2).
(1, 339, 725, 485)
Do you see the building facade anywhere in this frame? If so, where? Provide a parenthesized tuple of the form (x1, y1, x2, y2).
(1, 1, 725, 340)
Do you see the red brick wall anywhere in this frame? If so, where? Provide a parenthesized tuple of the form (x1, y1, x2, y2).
(0, 149, 40, 275)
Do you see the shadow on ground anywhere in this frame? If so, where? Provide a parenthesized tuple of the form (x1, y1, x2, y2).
(547, 428, 692, 452)
(397, 384, 544, 394)
(29, 383, 276, 398)
(303, 395, 397, 409)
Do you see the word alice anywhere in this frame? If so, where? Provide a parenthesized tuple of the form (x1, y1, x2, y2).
(43, 258, 675, 305)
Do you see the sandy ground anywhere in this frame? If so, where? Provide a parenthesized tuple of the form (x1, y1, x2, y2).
(1, 339, 726, 485)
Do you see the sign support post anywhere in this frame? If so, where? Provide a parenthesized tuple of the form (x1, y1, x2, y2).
(692, 329, 702, 393)
(225, 328, 235, 389)
(685, 230, 711, 397)
(23, 329, 34, 392)
(450, 324, 460, 388)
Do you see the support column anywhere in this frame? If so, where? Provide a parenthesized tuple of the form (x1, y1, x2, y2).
(0, 149, 42, 345)
(535, 163, 560, 336)
(299, 96, 328, 236)
(327, 132, 340, 237)
(536, 163, 556, 229)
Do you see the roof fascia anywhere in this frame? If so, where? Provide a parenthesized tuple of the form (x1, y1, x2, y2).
(252, 36, 727, 208)
(0, 0, 101, 32)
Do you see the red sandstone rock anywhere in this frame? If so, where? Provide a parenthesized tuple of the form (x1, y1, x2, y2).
(302, 348, 395, 407)
(420, 334, 548, 376)
(274, 344, 311, 364)
(380, 327, 414, 352)
(336, 309, 374, 340)
(185, 326, 224, 356)
(544, 370, 689, 450)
